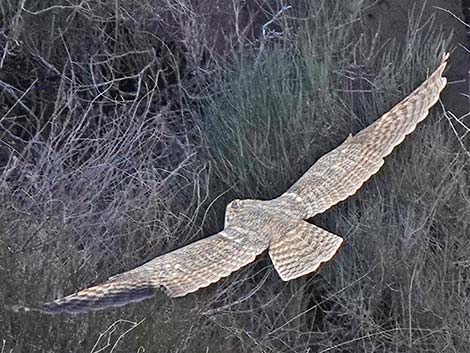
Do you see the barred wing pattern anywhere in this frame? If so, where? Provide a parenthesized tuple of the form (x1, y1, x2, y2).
(285, 54, 449, 218)
(33, 227, 269, 313)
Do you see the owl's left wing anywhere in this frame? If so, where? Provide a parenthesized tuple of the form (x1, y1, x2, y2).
(281, 54, 448, 218)
(17, 226, 269, 314)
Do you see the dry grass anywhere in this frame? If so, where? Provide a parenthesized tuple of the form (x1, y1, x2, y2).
(1, 0, 469, 352)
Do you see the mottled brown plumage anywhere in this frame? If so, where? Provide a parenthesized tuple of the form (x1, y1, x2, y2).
(17, 54, 448, 314)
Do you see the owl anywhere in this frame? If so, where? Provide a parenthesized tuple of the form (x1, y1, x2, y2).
(15, 53, 449, 314)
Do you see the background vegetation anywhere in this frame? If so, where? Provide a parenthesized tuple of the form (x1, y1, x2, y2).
(1, 0, 469, 352)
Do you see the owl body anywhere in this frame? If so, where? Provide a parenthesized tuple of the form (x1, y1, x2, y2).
(224, 198, 305, 228)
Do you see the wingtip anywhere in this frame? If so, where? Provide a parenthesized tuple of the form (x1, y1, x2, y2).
(6, 304, 40, 313)
(6, 302, 71, 315)
(438, 52, 450, 75)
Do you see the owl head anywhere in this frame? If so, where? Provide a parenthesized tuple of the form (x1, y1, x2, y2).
(224, 199, 261, 226)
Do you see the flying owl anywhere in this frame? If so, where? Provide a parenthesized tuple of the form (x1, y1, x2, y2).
(15, 53, 449, 314)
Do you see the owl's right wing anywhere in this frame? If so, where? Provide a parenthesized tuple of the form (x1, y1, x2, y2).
(281, 53, 448, 218)
(21, 226, 269, 314)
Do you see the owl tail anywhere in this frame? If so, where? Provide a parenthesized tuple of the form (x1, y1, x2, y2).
(11, 280, 156, 314)
(269, 220, 343, 281)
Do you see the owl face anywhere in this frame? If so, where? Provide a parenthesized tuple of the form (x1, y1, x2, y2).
(224, 199, 260, 226)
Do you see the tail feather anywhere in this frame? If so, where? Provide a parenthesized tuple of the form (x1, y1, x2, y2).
(269, 220, 343, 281)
